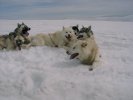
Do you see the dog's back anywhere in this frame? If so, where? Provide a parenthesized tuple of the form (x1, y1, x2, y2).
(0, 36, 6, 49)
(0, 34, 15, 50)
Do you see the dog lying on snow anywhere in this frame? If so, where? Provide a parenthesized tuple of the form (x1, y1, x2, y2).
(0, 22, 31, 50)
(29, 26, 77, 49)
(66, 26, 101, 71)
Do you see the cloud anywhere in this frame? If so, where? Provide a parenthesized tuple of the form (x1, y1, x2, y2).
(0, 0, 133, 21)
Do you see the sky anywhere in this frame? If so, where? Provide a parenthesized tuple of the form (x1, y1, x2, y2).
(0, 0, 133, 21)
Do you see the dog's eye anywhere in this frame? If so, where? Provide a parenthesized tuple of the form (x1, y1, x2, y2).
(66, 32, 68, 33)
(70, 31, 71, 33)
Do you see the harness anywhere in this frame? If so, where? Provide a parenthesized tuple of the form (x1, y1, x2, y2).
(48, 34, 58, 47)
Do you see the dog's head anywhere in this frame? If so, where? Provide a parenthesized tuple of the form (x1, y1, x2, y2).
(15, 22, 31, 37)
(62, 26, 75, 41)
(71, 25, 79, 36)
(66, 40, 88, 60)
(77, 26, 93, 40)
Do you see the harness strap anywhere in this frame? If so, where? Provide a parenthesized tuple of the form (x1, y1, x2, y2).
(48, 34, 58, 47)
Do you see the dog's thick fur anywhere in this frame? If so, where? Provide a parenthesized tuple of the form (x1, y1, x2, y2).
(77, 26, 94, 40)
(29, 26, 77, 49)
(67, 37, 100, 70)
(0, 35, 15, 50)
(0, 22, 31, 50)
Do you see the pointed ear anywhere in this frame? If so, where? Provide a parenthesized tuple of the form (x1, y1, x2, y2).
(88, 26, 91, 30)
(62, 26, 65, 30)
(82, 25, 84, 28)
(22, 22, 24, 25)
(81, 42, 87, 47)
(76, 24, 79, 28)
(17, 23, 20, 27)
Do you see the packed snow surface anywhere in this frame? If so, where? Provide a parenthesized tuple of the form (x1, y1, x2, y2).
(0, 20, 133, 100)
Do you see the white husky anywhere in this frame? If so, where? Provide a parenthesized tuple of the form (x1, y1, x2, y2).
(29, 26, 77, 49)
(66, 37, 101, 71)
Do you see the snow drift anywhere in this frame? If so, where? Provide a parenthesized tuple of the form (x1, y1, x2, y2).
(0, 20, 133, 100)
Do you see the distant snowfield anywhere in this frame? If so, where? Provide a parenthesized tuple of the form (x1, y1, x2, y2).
(0, 20, 133, 100)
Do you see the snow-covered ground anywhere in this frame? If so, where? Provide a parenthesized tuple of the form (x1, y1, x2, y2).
(0, 20, 133, 100)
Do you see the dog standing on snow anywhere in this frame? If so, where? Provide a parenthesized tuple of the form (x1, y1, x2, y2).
(29, 26, 77, 49)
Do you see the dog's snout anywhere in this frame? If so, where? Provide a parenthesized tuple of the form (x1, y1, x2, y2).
(68, 34, 71, 38)
(65, 34, 71, 40)
(75, 32, 78, 36)
(28, 28, 31, 30)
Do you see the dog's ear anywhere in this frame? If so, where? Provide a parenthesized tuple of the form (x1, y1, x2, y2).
(17, 23, 21, 27)
(81, 42, 87, 47)
(76, 24, 79, 28)
(82, 25, 84, 28)
(88, 26, 91, 30)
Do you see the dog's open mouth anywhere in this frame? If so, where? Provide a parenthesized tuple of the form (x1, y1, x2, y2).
(22, 27, 30, 36)
(22, 32, 29, 36)
(70, 53, 79, 59)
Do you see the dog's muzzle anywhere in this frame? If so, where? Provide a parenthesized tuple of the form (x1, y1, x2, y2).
(22, 27, 31, 36)
(65, 34, 71, 41)
(70, 53, 79, 59)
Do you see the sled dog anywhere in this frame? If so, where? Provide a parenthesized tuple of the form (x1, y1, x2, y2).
(29, 26, 77, 49)
(0, 22, 31, 50)
(66, 38, 101, 71)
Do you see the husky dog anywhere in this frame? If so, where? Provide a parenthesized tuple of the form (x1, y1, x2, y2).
(10, 22, 31, 42)
(77, 26, 94, 40)
(29, 26, 77, 49)
(66, 38, 101, 71)
(0, 22, 31, 50)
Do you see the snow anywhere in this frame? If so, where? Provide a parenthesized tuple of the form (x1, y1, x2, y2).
(0, 20, 133, 100)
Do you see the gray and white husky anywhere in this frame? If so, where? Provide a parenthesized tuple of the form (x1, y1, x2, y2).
(77, 26, 94, 40)
(0, 22, 31, 50)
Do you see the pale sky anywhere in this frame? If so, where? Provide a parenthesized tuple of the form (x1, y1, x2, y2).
(0, 0, 133, 21)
